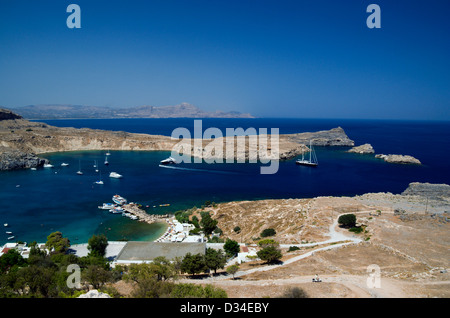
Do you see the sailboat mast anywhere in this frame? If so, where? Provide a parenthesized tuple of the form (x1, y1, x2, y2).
(309, 140, 312, 163)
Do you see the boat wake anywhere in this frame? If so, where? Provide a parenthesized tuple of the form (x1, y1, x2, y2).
(158, 164, 239, 175)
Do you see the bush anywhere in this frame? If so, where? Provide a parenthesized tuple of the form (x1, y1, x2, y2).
(349, 226, 363, 234)
(171, 283, 227, 298)
(257, 239, 278, 248)
(288, 246, 300, 252)
(281, 287, 309, 298)
(260, 228, 276, 238)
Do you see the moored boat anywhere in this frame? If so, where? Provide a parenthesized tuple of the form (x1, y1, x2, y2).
(112, 195, 127, 205)
(110, 206, 124, 214)
(109, 172, 123, 179)
(98, 203, 116, 210)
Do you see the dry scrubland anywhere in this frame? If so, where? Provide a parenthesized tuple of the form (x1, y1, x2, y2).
(185, 190, 449, 298)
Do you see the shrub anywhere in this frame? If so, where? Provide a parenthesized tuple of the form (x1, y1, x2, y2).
(260, 228, 276, 237)
(281, 287, 309, 298)
(288, 246, 300, 252)
(349, 226, 363, 234)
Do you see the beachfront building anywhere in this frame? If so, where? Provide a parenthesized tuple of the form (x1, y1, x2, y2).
(112, 241, 206, 266)
(0, 242, 48, 259)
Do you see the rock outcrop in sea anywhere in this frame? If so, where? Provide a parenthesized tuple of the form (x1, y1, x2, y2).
(348, 143, 375, 154)
(375, 154, 421, 165)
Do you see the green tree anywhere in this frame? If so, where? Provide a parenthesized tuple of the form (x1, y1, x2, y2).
(46, 231, 70, 254)
(180, 253, 207, 276)
(200, 211, 218, 235)
(0, 249, 26, 274)
(19, 265, 58, 297)
(223, 238, 240, 257)
(152, 256, 176, 281)
(226, 264, 239, 279)
(82, 265, 112, 290)
(257, 245, 282, 264)
(87, 234, 109, 257)
(338, 214, 357, 228)
(204, 248, 227, 274)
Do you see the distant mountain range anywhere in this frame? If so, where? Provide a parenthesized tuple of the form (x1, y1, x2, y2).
(10, 103, 254, 119)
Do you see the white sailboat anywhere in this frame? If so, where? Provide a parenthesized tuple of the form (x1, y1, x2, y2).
(95, 171, 104, 185)
(296, 140, 318, 167)
(104, 156, 109, 166)
(77, 160, 83, 175)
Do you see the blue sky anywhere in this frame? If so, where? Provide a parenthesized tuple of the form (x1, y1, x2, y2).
(0, 0, 449, 120)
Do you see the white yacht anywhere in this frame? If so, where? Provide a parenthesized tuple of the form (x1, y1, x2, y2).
(109, 172, 123, 179)
(44, 164, 54, 168)
(61, 163, 69, 167)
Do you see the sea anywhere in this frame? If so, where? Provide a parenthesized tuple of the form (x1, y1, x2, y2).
(1, 118, 449, 245)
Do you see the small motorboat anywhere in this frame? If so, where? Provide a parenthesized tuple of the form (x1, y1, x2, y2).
(5, 231, 12, 235)
(160, 157, 178, 165)
(7, 236, 15, 240)
(44, 164, 54, 168)
(61, 163, 69, 167)
(98, 203, 116, 210)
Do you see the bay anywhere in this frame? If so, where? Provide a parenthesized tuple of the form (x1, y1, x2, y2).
(1, 118, 449, 245)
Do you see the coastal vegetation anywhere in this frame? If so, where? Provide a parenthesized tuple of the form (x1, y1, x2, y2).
(0, 231, 229, 298)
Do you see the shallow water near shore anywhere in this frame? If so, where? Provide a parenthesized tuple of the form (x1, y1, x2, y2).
(1, 118, 449, 245)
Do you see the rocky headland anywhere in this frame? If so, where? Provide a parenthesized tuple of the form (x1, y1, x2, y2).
(0, 108, 355, 170)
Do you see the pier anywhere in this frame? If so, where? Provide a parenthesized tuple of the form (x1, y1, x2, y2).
(122, 203, 171, 224)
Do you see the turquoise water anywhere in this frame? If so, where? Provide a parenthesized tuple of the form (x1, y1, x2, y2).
(1, 118, 449, 245)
